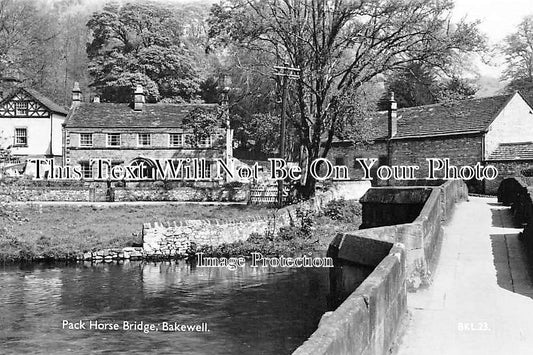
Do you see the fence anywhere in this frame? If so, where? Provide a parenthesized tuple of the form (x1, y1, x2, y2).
(249, 184, 282, 205)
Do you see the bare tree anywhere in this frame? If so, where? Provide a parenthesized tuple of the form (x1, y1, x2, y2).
(209, 0, 485, 197)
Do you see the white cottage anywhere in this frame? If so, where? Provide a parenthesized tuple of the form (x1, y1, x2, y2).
(0, 87, 68, 162)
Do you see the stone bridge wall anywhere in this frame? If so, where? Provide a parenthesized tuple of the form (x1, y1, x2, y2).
(293, 180, 467, 355)
(293, 243, 407, 355)
(497, 177, 533, 241)
(332, 179, 468, 290)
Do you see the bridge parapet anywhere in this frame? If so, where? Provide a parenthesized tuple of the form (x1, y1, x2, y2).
(293, 180, 468, 355)
(332, 179, 468, 290)
(498, 177, 533, 240)
(293, 242, 406, 355)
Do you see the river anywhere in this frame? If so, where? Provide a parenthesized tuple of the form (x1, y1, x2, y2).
(0, 259, 333, 355)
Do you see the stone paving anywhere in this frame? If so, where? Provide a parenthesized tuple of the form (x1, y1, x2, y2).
(397, 196, 533, 355)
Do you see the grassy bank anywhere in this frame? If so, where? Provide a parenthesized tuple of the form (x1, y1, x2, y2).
(0, 203, 272, 262)
(1, 199, 362, 262)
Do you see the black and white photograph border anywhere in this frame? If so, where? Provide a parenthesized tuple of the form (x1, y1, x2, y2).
(1, 0, 533, 354)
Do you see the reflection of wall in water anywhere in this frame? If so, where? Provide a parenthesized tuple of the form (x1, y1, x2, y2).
(141, 260, 283, 294)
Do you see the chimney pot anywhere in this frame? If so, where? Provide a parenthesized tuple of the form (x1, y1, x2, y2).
(133, 84, 144, 111)
(388, 91, 397, 138)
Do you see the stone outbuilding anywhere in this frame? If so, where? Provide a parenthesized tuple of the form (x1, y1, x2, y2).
(329, 91, 533, 194)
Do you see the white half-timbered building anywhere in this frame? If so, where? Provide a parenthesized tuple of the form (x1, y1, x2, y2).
(0, 87, 68, 161)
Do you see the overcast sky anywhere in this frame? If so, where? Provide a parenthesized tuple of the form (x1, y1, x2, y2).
(454, 0, 532, 43)
(451, 0, 533, 78)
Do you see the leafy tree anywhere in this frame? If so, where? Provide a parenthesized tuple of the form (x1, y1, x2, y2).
(208, 0, 485, 197)
(86, 2, 203, 102)
(182, 107, 224, 147)
(380, 63, 437, 108)
(233, 112, 281, 155)
(501, 15, 533, 94)
(0, 0, 59, 90)
(378, 63, 478, 109)
(435, 76, 477, 102)
(0, 129, 12, 168)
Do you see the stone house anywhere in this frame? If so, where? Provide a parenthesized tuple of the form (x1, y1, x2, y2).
(0, 86, 68, 163)
(63, 84, 230, 181)
(330, 91, 533, 193)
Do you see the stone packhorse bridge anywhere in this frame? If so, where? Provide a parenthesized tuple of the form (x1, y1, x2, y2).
(294, 178, 533, 355)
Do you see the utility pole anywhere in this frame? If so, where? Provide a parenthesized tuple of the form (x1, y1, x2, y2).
(219, 74, 232, 182)
(273, 63, 299, 206)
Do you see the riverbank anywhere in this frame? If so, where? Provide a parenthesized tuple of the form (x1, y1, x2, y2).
(0, 203, 271, 262)
(0, 199, 362, 263)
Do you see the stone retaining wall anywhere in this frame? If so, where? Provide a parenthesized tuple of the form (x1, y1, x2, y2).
(142, 215, 291, 257)
(141, 190, 338, 257)
(0, 178, 248, 202)
(293, 243, 407, 355)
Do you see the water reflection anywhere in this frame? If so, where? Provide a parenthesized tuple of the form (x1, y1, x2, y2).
(0, 260, 331, 355)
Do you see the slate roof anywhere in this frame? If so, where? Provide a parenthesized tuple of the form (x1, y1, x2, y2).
(331, 93, 524, 145)
(65, 102, 220, 128)
(1, 87, 68, 115)
(373, 93, 514, 140)
(487, 142, 533, 161)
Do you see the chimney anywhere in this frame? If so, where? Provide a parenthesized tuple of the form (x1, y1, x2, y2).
(93, 95, 100, 103)
(133, 84, 144, 111)
(388, 91, 397, 138)
(71, 82, 82, 108)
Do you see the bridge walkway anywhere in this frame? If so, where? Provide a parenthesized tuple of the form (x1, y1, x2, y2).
(397, 196, 533, 355)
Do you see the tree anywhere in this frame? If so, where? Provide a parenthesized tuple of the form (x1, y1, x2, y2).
(378, 62, 478, 109)
(501, 15, 533, 94)
(209, 0, 485, 197)
(0, 0, 59, 89)
(0, 129, 11, 164)
(86, 2, 204, 102)
(182, 107, 225, 148)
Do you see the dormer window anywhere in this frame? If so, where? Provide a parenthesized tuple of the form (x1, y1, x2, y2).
(15, 102, 28, 116)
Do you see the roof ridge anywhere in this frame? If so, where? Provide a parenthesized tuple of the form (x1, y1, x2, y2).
(499, 141, 533, 146)
(375, 93, 513, 114)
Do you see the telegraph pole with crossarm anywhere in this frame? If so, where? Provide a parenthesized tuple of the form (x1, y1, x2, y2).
(273, 63, 300, 206)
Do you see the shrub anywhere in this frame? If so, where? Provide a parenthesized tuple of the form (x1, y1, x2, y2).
(323, 198, 361, 222)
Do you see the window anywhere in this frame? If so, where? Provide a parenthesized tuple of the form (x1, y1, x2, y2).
(198, 135, 212, 148)
(15, 102, 28, 116)
(138, 133, 151, 146)
(14, 128, 27, 147)
(169, 133, 183, 147)
(107, 133, 121, 147)
(80, 162, 92, 179)
(80, 133, 93, 147)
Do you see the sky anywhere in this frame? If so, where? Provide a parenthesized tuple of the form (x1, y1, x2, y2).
(453, 0, 532, 44)
(452, 0, 533, 78)
(168, 0, 532, 78)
